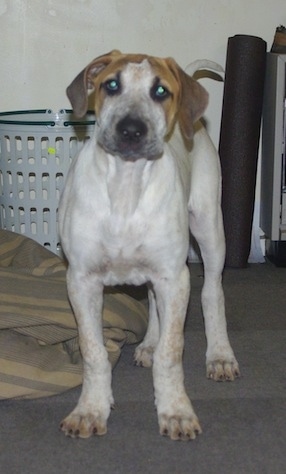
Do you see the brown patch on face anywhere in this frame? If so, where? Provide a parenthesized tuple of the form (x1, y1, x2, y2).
(147, 57, 181, 136)
(87, 56, 148, 117)
(67, 51, 208, 143)
(90, 55, 182, 136)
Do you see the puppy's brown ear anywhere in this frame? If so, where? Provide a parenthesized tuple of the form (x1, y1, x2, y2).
(179, 69, 209, 141)
(167, 59, 209, 141)
(66, 50, 121, 117)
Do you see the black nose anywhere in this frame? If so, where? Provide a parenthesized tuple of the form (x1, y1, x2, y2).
(116, 116, 148, 143)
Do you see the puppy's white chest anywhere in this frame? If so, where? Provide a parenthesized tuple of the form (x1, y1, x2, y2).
(102, 215, 146, 257)
(95, 216, 151, 285)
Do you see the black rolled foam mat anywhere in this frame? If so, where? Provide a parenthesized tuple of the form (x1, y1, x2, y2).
(219, 35, 266, 267)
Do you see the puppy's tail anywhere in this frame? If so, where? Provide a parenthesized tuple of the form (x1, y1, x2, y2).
(185, 59, 224, 77)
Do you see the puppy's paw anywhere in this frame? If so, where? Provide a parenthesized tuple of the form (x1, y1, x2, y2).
(134, 344, 154, 368)
(60, 411, 108, 438)
(156, 392, 201, 441)
(158, 413, 202, 441)
(206, 358, 240, 382)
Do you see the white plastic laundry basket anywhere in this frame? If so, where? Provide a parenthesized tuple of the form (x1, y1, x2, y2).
(0, 109, 95, 256)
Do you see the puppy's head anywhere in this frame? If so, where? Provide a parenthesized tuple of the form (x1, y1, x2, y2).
(67, 50, 208, 159)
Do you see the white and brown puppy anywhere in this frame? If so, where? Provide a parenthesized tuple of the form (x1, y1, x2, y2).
(59, 50, 240, 441)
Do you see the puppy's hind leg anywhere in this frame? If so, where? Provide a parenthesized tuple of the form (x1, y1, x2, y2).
(134, 285, 159, 368)
(189, 205, 240, 382)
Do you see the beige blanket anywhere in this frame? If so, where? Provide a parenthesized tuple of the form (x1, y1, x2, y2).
(0, 230, 148, 399)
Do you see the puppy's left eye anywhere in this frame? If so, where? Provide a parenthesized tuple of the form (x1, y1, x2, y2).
(156, 85, 168, 97)
(151, 84, 170, 101)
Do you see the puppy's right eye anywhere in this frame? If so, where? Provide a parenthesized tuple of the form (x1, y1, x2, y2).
(104, 79, 121, 95)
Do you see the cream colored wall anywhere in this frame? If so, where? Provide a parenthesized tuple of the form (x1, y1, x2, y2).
(0, 0, 285, 258)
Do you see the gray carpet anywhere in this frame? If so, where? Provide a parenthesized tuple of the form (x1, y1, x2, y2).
(1, 262, 286, 474)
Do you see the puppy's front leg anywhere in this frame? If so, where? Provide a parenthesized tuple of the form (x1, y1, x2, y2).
(152, 265, 202, 441)
(60, 268, 114, 438)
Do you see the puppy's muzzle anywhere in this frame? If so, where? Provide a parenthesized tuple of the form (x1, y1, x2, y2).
(98, 112, 164, 161)
(113, 115, 149, 159)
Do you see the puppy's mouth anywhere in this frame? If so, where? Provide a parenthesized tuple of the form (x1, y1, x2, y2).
(99, 139, 163, 161)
